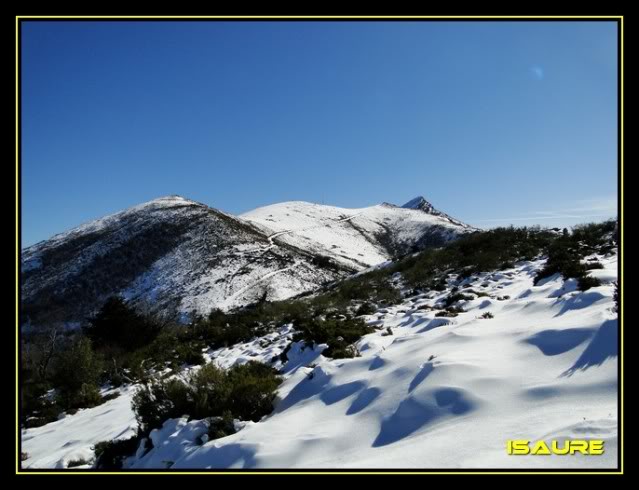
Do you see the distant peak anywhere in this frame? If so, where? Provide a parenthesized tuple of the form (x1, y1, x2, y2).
(401, 196, 436, 213)
(401, 195, 472, 229)
(145, 195, 199, 206)
(153, 194, 189, 202)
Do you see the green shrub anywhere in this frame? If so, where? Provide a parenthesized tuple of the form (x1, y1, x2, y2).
(84, 297, 162, 352)
(355, 302, 376, 316)
(323, 344, 359, 359)
(534, 221, 617, 285)
(132, 361, 281, 435)
(207, 411, 236, 440)
(187, 364, 233, 419)
(578, 275, 602, 291)
(585, 261, 604, 270)
(226, 362, 282, 421)
(175, 343, 206, 366)
(292, 316, 373, 359)
(443, 293, 474, 308)
(480, 312, 494, 319)
(52, 337, 103, 410)
(101, 392, 120, 403)
(94, 437, 141, 470)
(435, 306, 464, 318)
(21, 379, 60, 428)
(400, 227, 557, 290)
(132, 378, 191, 434)
(534, 239, 585, 284)
(67, 458, 90, 468)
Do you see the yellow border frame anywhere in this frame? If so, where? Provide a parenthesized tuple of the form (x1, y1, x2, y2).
(15, 14, 624, 476)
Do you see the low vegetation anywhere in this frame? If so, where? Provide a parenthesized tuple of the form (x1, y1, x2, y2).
(93, 437, 142, 470)
(534, 221, 616, 290)
(132, 361, 282, 434)
(21, 219, 618, 438)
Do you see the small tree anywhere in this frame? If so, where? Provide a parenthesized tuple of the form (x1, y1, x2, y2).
(85, 297, 162, 352)
(226, 361, 282, 422)
(53, 337, 102, 409)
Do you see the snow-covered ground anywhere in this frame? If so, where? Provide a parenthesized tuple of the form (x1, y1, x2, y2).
(21, 253, 618, 469)
(22, 386, 138, 469)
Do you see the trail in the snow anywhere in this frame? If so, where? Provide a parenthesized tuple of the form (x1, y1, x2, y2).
(224, 213, 364, 299)
(223, 263, 299, 306)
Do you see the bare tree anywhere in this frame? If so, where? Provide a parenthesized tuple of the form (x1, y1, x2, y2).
(36, 326, 60, 381)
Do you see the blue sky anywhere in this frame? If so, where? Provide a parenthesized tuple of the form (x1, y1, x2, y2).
(21, 21, 618, 246)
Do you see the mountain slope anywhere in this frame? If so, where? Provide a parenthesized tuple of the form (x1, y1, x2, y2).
(21, 195, 473, 330)
(21, 251, 618, 469)
(21, 196, 347, 328)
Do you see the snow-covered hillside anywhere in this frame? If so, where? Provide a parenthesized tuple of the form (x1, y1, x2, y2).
(22, 252, 618, 469)
(22, 195, 344, 326)
(21, 195, 472, 329)
(242, 198, 474, 270)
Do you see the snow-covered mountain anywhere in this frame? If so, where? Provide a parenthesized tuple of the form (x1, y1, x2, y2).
(21, 195, 473, 329)
(401, 196, 469, 228)
(241, 198, 474, 270)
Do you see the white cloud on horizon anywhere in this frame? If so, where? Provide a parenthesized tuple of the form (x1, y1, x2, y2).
(470, 196, 618, 226)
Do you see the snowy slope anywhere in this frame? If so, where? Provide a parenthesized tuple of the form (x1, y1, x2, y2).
(21, 196, 350, 327)
(22, 252, 618, 469)
(241, 198, 474, 270)
(21, 195, 472, 330)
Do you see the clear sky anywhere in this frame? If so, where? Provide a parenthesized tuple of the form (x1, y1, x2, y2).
(21, 20, 618, 247)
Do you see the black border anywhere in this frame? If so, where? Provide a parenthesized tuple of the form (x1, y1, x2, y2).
(15, 15, 624, 475)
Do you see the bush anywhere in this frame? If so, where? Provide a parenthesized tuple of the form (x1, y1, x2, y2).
(585, 261, 604, 270)
(101, 392, 120, 403)
(578, 275, 602, 291)
(21, 380, 60, 428)
(443, 293, 474, 308)
(84, 297, 162, 352)
(435, 306, 464, 318)
(94, 437, 141, 470)
(175, 343, 206, 366)
(132, 361, 282, 435)
(613, 281, 619, 313)
(67, 458, 90, 468)
(535, 238, 585, 285)
(399, 227, 557, 290)
(480, 312, 494, 319)
(207, 411, 236, 440)
(534, 221, 617, 286)
(435, 310, 456, 318)
(52, 337, 103, 410)
(292, 316, 373, 359)
(324, 344, 360, 359)
(226, 362, 282, 421)
(355, 302, 376, 316)
(132, 378, 192, 434)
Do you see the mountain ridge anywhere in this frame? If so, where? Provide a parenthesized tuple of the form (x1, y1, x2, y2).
(21, 194, 475, 330)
